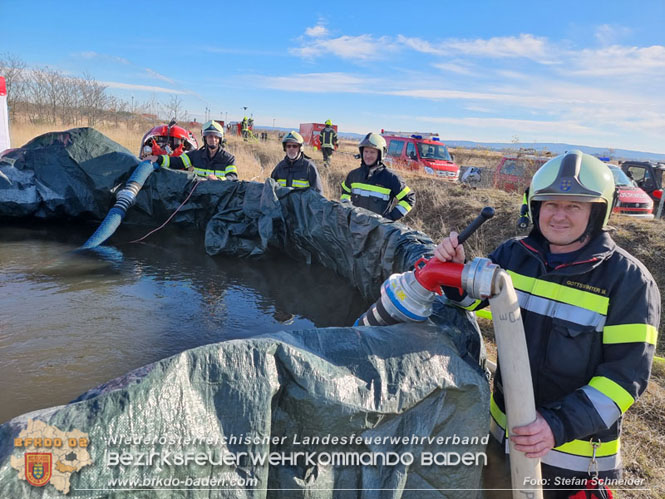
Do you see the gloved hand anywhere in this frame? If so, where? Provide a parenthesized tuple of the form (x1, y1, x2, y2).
(145, 155, 161, 165)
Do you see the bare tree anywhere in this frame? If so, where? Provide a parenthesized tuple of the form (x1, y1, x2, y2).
(164, 95, 188, 122)
(79, 72, 108, 126)
(0, 53, 28, 119)
(26, 67, 50, 123)
(29, 67, 67, 125)
(58, 75, 81, 125)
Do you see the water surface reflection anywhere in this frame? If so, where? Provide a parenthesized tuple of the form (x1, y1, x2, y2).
(0, 222, 370, 423)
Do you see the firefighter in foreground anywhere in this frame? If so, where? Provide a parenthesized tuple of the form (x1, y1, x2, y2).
(434, 151, 659, 498)
(341, 133, 415, 221)
(148, 121, 238, 181)
(319, 119, 338, 167)
(271, 131, 322, 194)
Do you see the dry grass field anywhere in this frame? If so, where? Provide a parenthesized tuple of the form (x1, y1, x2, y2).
(8, 122, 665, 498)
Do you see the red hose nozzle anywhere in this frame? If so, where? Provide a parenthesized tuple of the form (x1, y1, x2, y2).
(413, 257, 464, 294)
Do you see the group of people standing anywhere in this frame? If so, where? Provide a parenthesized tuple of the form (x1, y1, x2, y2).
(148, 120, 659, 498)
(148, 120, 416, 222)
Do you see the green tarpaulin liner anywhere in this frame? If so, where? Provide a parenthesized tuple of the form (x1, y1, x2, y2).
(0, 129, 490, 498)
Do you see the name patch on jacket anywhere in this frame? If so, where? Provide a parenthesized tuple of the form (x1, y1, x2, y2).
(565, 280, 607, 296)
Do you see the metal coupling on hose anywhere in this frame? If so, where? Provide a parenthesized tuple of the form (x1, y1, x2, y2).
(461, 257, 500, 299)
(114, 182, 140, 212)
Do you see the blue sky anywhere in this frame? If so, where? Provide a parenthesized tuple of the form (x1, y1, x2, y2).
(1, 0, 664, 153)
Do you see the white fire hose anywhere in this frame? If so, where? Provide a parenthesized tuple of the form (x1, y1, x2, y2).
(488, 269, 543, 499)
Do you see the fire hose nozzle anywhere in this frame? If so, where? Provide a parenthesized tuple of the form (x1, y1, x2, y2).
(461, 257, 500, 299)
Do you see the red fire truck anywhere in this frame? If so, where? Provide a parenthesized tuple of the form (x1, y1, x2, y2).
(299, 123, 338, 150)
(381, 131, 460, 181)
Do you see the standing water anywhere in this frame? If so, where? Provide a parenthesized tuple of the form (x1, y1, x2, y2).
(0, 222, 371, 423)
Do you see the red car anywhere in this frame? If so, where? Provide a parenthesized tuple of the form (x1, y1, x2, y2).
(493, 155, 548, 193)
(607, 164, 654, 219)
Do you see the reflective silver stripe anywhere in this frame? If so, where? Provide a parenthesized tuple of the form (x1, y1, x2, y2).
(398, 200, 413, 213)
(396, 204, 408, 215)
(194, 168, 230, 177)
(515, 289, 606, 331)
(277, 179, 287, 186)
(371, 306, 383, 324)
(541, 448, 620, 472)
(489, 417, 506, 443)
(180, 154, 192, 168)
(225, 165, 237, 174)
(292, 180, 310, 188)
(351, 187, 390, 200)
(581, 385, 622, 429)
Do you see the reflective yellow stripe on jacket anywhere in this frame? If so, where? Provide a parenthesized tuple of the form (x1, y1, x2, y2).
(276, 179, 310, 189)
(350, 182, 391, 200)
(489, 394, 620, 472)
(340, 181, 351, 201)
(193, 164, 237, 178)
(395, 186, 414, 214)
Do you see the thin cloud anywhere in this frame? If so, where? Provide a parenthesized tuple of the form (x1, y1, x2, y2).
(101, 81, 187, 94)
(305, 24, 328, 37)
(291, 34, 396, 61)
(144, 68, 175, 85)
(397, 33, 552, 61)
(432, 62, 477, 76)
(416, 115, 595, 135)
(569, 44, 665, 76)
(387, 88, 505, 101)
(594, 24, 631, 46)
(74, 51, 130, 65)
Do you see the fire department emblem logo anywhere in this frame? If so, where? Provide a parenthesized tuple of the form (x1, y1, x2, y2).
(25, 452, 52, 487)
(560, 179, 572, 192)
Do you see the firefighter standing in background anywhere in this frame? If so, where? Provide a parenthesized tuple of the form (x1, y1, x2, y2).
(271, 131, 322, 194)
(319, 119, 338, 167)
(147, 120, 238, 181)
(341, 133, 415, 221)
(517, 187, 531, 230)
(434, 151, 660, 498)
(241, 116, 249, 140)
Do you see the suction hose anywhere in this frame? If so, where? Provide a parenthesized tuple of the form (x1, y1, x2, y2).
(355, 207, 543, 498)
(79, 160, 159, 250)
